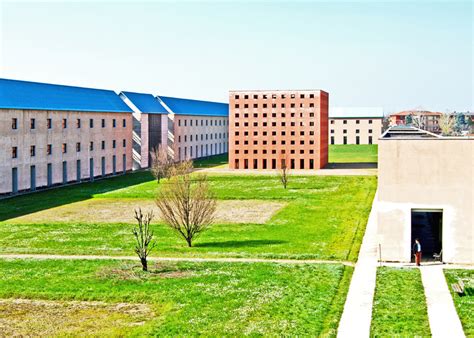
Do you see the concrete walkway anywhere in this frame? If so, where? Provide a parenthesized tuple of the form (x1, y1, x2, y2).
(420, 266, 465, 338)
(337, 191, 379, 337)
(0, 253, 354, 266)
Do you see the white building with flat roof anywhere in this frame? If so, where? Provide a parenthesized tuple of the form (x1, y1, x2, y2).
(329, 107, 384, 145)
(377, 126, 473, 264)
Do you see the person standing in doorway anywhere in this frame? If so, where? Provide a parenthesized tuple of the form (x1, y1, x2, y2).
(413, 238, 422, 266)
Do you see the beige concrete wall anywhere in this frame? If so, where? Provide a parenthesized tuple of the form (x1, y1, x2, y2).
(377, 138, 474, 263)
(329, 118, 382, 145)
(0, 109, 133, 195)
(173, 115, 228, 161)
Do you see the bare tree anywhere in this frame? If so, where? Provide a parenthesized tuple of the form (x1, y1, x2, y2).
(168, 159, 194, 178)
(277, 155, 290, 189)
(439, 112, 455, 136)
(150, 145, 174, 183)
(411, 113, 424, 130)
(155, 173, 216, 247)
(132, 208, 155, 271)
(382, 115, 391, 132)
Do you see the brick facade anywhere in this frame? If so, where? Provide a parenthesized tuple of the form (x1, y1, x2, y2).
(229, 90, 328, 170)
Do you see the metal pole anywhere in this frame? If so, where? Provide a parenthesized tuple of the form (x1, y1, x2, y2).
(379, 243, 382, 267)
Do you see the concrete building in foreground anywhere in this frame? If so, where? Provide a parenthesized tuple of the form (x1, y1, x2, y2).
(229, 90, 329, 170)
(377, 126, 473, 264)
(329, 107, 383, 145)
(119, 91, 169, 170)
(157, 96, 229, 162)
(0, 78, 133, 196)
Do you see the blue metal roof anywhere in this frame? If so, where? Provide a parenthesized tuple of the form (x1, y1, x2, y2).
(120, 91, 167, 114)
(0, 78, 132, 113)
(157, 95, 228, 117)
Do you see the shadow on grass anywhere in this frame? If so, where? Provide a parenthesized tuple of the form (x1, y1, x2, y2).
(195, 239, 287, 248)
(0, 171, 154, 222)
(325, 162, 378, 169)
(193, 153, 228, 168)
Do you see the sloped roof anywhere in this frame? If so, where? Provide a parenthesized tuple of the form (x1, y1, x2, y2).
(0, 78, 132, 113)
(329, 106, 384, 119)
(120, 91, 167, 114)
(391, 110, 443, 117)
(381, 126, 441, 139)
(157, 96, 228, 117)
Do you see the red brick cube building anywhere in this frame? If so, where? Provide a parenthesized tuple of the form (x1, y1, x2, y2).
(229, 90, 328, 170)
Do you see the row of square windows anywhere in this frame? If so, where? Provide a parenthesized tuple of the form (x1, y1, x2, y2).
(234, 158, 318, 170)
(331, 136, 374, 145)
(235, 112, 316, 118)
(234, 93, 316, 100)
(235, 130, 316, 137)
(235, 121, 317, 128)
(11, 117, 127, 130)
(177, 119, 228, 127)
(178, 132, 228, 143)
(235, 149, 316, 155)
(177, 143, 227, 159)
(235, 139, 315, 146)
(331, 129, 374, 134)
(11, 139, 127, 158)
(235, 103, 316, 109)
(331, 120, 374, 124)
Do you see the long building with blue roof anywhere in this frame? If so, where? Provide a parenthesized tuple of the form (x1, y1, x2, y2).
(156, 95, 229, 162)
(119, 91, 169, 169)
(0, 78, 132, 113)
(0, 78, 133, 196)
(0, 77, 230, 196)
(157, 96, 228, 117)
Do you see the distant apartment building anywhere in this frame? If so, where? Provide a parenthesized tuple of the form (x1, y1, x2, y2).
(0, 78, 133, 196)
(329, 107, 383, 145)
(389, 110, 442, 133)
(157, 96, 229, 161)
(120, 91, 169, 169)
(229, 90, 329, 170)
(377, 126, 473, 264)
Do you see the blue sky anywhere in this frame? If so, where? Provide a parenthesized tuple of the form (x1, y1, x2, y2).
(0, 0, 472, 113)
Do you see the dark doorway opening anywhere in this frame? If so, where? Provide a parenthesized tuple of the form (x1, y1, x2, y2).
(411, 210, 442, 262)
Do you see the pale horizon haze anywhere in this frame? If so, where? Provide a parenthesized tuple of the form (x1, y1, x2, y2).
(0, 0, 472, 114)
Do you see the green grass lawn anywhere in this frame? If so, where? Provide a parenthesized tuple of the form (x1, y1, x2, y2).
(0, 258, 352, 336)
(371, 267, 430, 336)
(0, 172, 376, 261)
(444, 269, 474, 336)
(328, 144, 378, 163)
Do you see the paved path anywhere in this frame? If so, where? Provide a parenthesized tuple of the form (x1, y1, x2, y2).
(198, 167, 377, 176)
(382, 261, 474, 270)
(0, 253, 354, 266)
(337, 191, 379, 337)
(420, 265, 465, 338)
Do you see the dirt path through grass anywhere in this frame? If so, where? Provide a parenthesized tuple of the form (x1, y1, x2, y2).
(0, 253, 355, 266)
(9, 199, 286, 225)
(0, 298, 153, 336)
